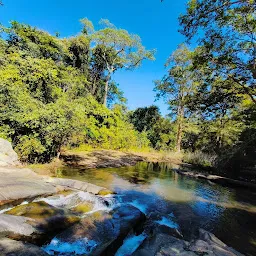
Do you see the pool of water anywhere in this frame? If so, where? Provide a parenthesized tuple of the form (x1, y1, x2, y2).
(55, 162, 256, 256)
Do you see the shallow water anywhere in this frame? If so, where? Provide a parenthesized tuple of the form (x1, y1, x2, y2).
(56, 162, 256, 256)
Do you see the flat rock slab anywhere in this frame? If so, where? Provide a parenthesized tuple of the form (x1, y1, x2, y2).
(44, 177, 112, 195)
(0, 214, 36, 236)
(0, 167, 58, 205)
(0, 238, 47, 256)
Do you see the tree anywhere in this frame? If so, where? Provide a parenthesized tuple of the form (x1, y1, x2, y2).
(180, 0, 256, 104)
(129, 106, 175, 149)
(82, 18, 156, 106)
(129, 105, 161, 133)
(155, 45, 196, 152)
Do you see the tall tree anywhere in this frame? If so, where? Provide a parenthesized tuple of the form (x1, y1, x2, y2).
(179, 0, 256, 104)
(155, 45, 196, 152)
(81, 18, 156, 106)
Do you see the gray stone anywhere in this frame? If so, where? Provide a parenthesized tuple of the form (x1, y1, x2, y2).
(0, 214, 36, 236)
(0, 167, 58, 204)
(0, 238, 47, 256)
(133, 229, 244, 256)
(133, 233, 196, 256)
(0, 138, 19, 167)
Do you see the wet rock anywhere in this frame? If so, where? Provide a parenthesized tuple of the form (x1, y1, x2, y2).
(1, 202, 79, 245)
(0, 238, 47, 256)
(104, 204, 146, 254)
(6, 201, 64, 220)
(144, 211, 183, 239)
(133, 233, 194, 256)
(0, 138, 20, 167)
(71, 202, 94, 214)
(43, 210, 118, 255)
(0, 167, 58, 205)
(43, 204, 145, 256)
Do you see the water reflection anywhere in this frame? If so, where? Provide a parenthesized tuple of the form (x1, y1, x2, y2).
(56, 162, 256, 255)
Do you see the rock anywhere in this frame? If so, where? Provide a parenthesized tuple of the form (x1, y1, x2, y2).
(143, 211, 183, 239)
(71, 202, 94, 214)
(196, 229, 244, 256)
(0, 167, 58, 205)
(0, 214, 36, 237)
(0, 138, 20, 167)
(104, 204, 146, 254)
(44, 177, 113, 195)
(0, 238, 48, 256)
(133, 229, 244, 256)
(1, 202, 79, 245)
(43, 210, 118, 255)
(133, 233, 195, 256)
(43, 204, 145, 256)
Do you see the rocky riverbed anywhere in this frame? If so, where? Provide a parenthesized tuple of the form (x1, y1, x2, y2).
(0, 139, 245, 255)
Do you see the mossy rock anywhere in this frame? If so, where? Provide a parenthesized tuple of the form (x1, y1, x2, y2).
(71, 202, 94, 214)
(56, 190, 75, 196)
(6, 201, 64, 220)
(98, 189, 114, 196)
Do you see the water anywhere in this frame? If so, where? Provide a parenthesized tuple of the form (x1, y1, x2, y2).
(55, 162, 256, 256)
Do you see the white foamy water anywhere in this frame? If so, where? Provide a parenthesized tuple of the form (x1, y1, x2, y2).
(38, 191, 117, 213)
(42, 237, 97, 255)
(115, 233, 147, 256)
(155, 216, 179, 229)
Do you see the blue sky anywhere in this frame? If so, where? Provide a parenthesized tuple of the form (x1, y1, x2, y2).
(1, 0, 187, 116)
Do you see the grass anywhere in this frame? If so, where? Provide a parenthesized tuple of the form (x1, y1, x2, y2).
(183, 151, 217, 168)
(28, 158, 64, 176)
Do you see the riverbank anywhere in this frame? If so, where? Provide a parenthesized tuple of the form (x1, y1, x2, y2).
(175, 164, 256, 191)
(29, 149, 182, 176)
(0, 141, 251, 255)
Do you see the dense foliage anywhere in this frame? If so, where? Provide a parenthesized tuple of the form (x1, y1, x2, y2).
(154, 0, 256, 179)
(0, 20, 153, 162)
(129, 106, 175, 150)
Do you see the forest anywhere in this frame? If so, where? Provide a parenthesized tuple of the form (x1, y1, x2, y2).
(0, 0, 255, 180)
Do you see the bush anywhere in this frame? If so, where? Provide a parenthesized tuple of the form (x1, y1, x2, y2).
(183, 151, 217, 168)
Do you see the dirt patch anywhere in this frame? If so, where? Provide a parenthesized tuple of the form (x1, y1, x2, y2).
(60, 149, 182, 169)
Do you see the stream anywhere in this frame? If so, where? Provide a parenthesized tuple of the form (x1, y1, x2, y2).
(54, 162, 256, 256)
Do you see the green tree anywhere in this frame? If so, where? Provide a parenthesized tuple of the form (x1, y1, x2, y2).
(82, 18, 156, 106)
(180, 0, 256, 104)
(155, 45, 196, 152)
(129, 106, 175, 149)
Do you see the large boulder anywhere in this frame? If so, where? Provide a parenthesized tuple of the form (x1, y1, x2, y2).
(43, 204, 145, 256)
(0, 167, 59, 205)
(133, 233, 195, 256)
(0, 138, 20, 167)
(133, 229, 244, 256)
(0, 202, 80, 245)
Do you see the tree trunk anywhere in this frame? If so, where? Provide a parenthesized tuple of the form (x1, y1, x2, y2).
(176, 106, 184, 152)
(103, 74, 111, 106)
(176, 122, 183, 152)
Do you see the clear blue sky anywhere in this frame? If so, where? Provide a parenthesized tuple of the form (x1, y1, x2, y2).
(1, 0, 187, 116)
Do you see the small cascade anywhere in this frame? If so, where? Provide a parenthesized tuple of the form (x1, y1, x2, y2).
(39, 191, 118, 213)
